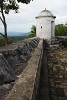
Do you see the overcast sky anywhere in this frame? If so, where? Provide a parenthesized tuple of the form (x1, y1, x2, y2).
(0, 0, 67, 33)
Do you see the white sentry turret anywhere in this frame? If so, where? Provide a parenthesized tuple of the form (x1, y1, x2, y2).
(35, 8, 56, 39)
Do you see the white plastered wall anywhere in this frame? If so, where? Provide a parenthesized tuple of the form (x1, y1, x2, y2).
(36, 17, 55, 39)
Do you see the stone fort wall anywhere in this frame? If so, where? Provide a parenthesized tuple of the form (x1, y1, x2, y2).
(5, 39, 43, 100)
(0, 38, 43, 100)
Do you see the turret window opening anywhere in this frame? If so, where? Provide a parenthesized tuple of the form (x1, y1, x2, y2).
(41, 26, 42, 28)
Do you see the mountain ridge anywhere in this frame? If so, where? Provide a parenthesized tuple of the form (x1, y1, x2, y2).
(0, 32, 30, 36)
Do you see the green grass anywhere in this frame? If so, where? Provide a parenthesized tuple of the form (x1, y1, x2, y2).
(24, 33, 36, 40)
(0, 37, 12, 47)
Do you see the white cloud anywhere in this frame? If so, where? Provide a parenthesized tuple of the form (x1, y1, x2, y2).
(0, 0, 67, 32)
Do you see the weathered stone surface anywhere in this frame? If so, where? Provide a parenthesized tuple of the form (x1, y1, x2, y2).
(0, 38, 40, 100)
(1, 37, 67, 100)
(5, 39, 43, 100)
(0, 38, 40, 75)
(60, 39, 67, 47)
(47, 41, 67, 100)
(0, 82, 14, 100)
(0, 54, 16, 85)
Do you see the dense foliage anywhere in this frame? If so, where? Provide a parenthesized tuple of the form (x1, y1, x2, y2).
(28, 33, 36, 38)
(0, 35, 28, 46)
(0, 37, 12, 47)
(31, 25, 36, 34)
(26, 25, 36, 39)
(55, 24, 67, 36)
(9, 36, 26, 42)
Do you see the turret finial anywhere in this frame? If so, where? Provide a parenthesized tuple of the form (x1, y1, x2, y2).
(45, 8, 46, 10)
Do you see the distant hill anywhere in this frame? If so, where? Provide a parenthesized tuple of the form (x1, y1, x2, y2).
(8, 36, 27, 42)
(0, 32, 30, 36)
(7, 32, 30, 36)
(0, 32, 31, 43)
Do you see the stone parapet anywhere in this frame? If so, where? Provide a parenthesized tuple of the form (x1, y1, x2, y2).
(5, 39, 43, 100)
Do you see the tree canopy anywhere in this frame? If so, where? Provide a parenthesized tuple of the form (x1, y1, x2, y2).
(31, 25, 36, 34)
(0, 0, 33, 13)
(55, 24, 67, 36)
(17, 0, 32, 4)
(28, 25, 36, 38)
(25, 25, 36, 39)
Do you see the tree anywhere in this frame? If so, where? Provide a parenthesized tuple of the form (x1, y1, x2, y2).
(28, 25, 36, 38)
(31, 25, 36, 34)
(25, 25, 36, 39)
(55, 24, 67, 36)
(0, 0, 32, 45)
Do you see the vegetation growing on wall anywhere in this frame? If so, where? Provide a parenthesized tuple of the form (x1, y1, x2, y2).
(55, 24, 67, 36)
